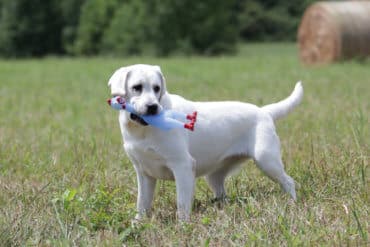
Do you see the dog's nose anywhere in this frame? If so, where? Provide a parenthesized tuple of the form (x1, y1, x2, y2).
(146, 104, 158, 115)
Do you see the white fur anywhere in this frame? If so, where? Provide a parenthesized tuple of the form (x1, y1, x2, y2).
(108, 64, 303, 221)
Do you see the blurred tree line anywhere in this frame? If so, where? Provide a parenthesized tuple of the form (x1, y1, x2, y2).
(0, 0, 315, 57)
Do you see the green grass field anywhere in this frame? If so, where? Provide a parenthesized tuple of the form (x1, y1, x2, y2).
(0, 43, 369, 246)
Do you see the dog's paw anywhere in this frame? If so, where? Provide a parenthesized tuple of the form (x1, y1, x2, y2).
(210, 196, 229, 209)
(131, 215, 144, 228)
(210, 196, 229, 203)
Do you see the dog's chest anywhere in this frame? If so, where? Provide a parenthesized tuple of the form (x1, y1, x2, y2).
(125, 141, 174, 180)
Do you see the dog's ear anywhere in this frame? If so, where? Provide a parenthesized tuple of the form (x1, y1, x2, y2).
(107, 67, 132, 96)
(153, 66, 167, 100)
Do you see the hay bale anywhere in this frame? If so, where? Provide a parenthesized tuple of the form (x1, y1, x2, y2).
(298, 1, 370, 64)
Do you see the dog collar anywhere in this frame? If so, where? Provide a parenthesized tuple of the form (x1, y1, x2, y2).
(130, 113, 148, 126)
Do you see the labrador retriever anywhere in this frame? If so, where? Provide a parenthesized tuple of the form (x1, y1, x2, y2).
(108, 64, 303, 221)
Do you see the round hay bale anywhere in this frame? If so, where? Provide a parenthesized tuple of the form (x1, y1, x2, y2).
(298, 1, 370, 64)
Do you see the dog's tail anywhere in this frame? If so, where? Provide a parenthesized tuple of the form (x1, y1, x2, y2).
(262, 81, 303, 121)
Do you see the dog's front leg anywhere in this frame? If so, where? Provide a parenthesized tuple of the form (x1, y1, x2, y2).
(134, 167, 157, 220)
(170, 158, 196, 221)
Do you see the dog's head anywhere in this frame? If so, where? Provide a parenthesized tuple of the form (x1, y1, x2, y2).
(108, 64, 169, 125)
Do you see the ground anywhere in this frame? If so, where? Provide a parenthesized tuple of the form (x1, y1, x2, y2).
(0, 43, 368, 246)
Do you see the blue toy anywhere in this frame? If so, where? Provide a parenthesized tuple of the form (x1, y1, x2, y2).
(107, 96, 197, 131)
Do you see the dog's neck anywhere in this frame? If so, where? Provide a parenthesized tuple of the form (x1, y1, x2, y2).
(119, 111, 148, 140)
(129, 113, 148, 126)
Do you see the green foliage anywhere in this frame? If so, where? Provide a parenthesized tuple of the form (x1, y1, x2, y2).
(102, 0, 238, 56)
(149, 0, 238, 56)
(59, 0, 86, 54)
(73, 0, 122, 55)
(238, 0, 316, 41)
(189, 0, 238, 55)
(101, 0, 150, 56)
(52, 186, 134, 232)
(0, 0, 319, 57)
(0, 0, 64, 57)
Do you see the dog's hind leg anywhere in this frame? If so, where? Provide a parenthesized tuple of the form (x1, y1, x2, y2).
(253, 125, 297, 200)
(205, 169, 227, 200)
(205, 161, 244, 200)
(256, 157, 296, 201)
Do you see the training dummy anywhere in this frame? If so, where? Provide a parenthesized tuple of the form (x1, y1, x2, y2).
(107, 96, 197, 131)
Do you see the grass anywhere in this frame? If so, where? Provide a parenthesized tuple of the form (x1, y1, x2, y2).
(0, 43, 369, 246)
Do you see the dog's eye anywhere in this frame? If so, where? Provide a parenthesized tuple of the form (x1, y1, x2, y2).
(132, 84, 142, 93)
(153, 85, 160, 93)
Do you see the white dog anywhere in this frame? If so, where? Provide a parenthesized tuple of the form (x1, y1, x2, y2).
(108, 64, 303, 221)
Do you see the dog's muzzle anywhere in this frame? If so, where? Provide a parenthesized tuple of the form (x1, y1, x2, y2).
(146, 104, 159, 115)
(129, 104, 160, 126)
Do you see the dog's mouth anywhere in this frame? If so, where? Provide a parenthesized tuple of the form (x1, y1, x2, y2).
(130, 113, 148, 126)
